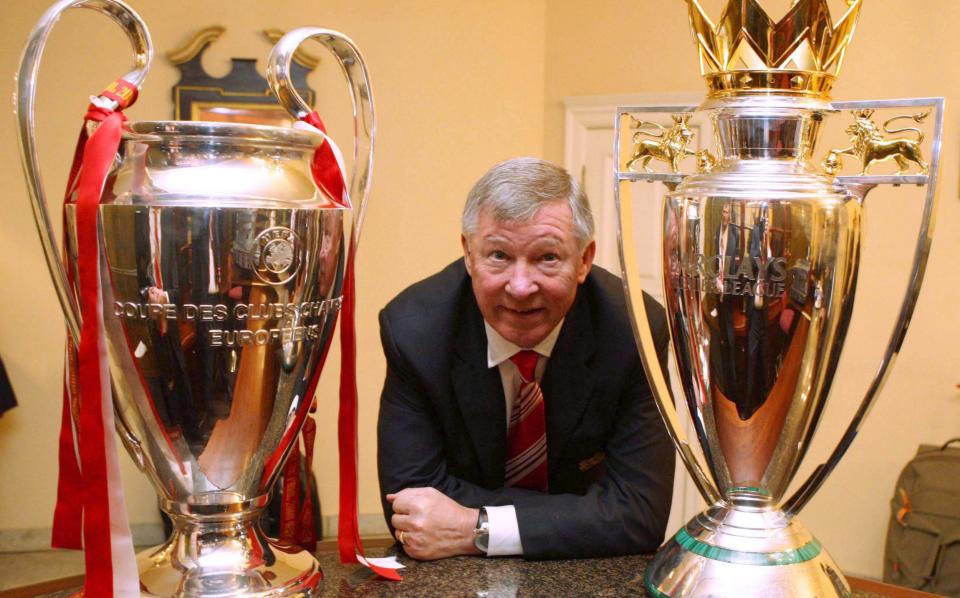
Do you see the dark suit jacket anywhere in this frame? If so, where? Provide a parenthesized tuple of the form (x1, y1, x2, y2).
(377, 259, 675, 559)
(718, 222, 740, 276)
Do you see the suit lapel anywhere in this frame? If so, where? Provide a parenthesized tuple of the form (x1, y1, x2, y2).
(541, 290, 596, 477)
(451, 296, 507, 487)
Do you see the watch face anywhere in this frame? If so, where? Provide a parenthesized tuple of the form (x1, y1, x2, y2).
(474, 529, 489, 553)
(474, 508, 490, 553)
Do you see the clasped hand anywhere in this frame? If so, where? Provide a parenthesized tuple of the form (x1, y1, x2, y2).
(386, 487, 481, 560)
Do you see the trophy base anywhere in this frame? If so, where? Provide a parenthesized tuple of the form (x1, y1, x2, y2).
(135, 499, 322, 597)
(644, 495, 850, 597)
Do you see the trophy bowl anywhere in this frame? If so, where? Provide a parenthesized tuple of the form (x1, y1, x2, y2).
(16, 2, 374, 595)
(614, 1, 942, 596)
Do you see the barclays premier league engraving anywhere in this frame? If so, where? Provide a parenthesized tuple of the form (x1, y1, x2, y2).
(615, 1, 942, 596)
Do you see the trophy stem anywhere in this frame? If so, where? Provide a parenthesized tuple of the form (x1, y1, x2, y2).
(137, 495, 321, 597)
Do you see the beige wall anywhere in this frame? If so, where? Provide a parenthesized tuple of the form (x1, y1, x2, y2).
(0, 0, 545, 537)
(1, 0, 957, 582)
(545, 1, 960, 578)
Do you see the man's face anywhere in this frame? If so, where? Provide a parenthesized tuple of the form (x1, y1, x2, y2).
(462, 201, 595, 349)
(721, 204, 731, 226)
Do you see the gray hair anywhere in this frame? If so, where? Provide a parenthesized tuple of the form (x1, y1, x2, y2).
(462, 158, 594, 249)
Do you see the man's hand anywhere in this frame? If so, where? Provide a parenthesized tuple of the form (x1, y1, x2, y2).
(386, 487, 482, 561)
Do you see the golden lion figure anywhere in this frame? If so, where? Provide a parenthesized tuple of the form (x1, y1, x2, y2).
(626, 113, 697, 173)
(826, 109, 929, 175)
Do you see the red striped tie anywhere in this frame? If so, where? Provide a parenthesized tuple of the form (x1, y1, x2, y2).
(505, 350, 548, 492)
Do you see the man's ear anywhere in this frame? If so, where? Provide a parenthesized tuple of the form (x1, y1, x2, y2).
(577, 240, 596, 283)
(461, 234, 472, 276)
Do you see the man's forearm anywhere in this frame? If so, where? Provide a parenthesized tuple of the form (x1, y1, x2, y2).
(431, 472, 542, 509)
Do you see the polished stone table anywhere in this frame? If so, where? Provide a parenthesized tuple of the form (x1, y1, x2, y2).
(260, 546, 916, 598)
(15, 541, 938, 597)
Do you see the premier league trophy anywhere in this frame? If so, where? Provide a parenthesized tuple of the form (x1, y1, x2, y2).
(16, 1, 373, 595)
(615, 1, 941, 596)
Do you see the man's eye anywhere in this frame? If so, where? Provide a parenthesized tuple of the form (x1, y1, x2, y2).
(490, 250, 508, 261)
(541, 253, 560, 263)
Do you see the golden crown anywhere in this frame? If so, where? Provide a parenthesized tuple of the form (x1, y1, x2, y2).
(686, 0, 863, 99)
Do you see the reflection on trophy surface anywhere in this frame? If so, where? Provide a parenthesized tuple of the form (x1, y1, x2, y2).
(615, 1, 942, 596)
(72, 127, 346, 594)
(16, 1, 374, 595)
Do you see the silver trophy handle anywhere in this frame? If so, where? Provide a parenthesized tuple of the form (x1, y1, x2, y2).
(616, 183, 721, 506)
(267, 28, 375, 249)
(783, 97, 944, 516)
(15, 0, 153, 343)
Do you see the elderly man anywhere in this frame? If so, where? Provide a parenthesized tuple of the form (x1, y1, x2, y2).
(377, 157, 674, 560)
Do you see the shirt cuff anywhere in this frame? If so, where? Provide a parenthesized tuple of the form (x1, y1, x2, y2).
(484, 505, 524, 556)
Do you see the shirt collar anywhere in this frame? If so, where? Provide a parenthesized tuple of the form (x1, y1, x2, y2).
(484, 319, 564, 369)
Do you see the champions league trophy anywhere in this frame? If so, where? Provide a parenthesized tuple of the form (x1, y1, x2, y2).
(16, 1, 373, 595)
(615, 1, 942, 596)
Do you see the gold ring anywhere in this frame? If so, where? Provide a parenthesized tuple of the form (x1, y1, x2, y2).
(397, 529, 405, 545)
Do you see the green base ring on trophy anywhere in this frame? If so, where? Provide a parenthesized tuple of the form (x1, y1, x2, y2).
(614, 1, 943, 596)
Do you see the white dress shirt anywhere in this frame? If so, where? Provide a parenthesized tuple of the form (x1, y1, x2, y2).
(480, 319, 563, 556)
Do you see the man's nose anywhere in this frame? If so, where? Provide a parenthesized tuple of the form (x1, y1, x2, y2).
(505, 262, 538, 298)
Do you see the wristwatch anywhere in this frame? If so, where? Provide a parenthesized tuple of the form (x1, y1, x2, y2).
(473, 507, 489, 554)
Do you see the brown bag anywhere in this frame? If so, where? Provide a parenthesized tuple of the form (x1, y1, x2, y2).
(884, 439, 960, 597)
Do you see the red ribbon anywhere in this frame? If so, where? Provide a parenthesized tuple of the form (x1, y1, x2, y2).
(279, 420, 318, 553)
(336, 240, 363, 559)
(302, 111, 349, 208)
(51, 92, 92, 553)
(279, 445, 302, 544)
(78, 104, 126, 596)
(298, 417, 318, 552)
(51, 339, 81, 550)
(100, 78, 138, 109)
(271, 108, 350, 550)
(51, 80, 139, 596)
(299, 112, 401, 581)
